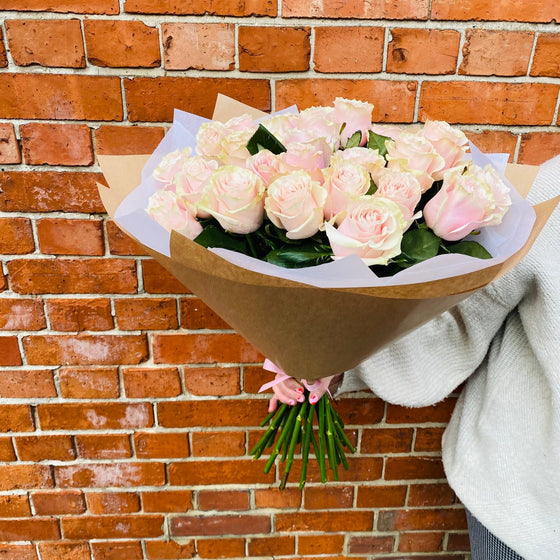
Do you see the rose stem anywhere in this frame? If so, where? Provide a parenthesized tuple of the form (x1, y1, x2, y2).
(325, 399, 339, 480)
(299, 402, 316, 490)
(264, 404, 299, 474)
(316, 396, 328, 483)
(280, 400, 309, 490)
(310, 430, 326, 483)
(249, 403, 288, 457)
(331, 407, 356, 453)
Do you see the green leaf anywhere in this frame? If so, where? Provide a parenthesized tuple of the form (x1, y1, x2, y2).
(246, 124, 287, 156)
(367, 131, 390, 157)
(194, 224, 248, 253)
(401, 228, 441, 263)
(366, 177, 377, 195)
(265, 246, 333, 269)
(344, 131, 362, 149)
(446, 241, 492, 259)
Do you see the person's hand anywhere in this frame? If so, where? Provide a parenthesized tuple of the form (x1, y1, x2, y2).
(267, 373, 305, 412)
(303, 375, 342, 405)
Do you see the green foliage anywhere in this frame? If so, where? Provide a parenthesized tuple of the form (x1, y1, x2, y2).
(246, 124, 287, 156)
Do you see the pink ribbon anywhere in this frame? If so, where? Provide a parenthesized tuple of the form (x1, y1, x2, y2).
(259, 359, 331, 396)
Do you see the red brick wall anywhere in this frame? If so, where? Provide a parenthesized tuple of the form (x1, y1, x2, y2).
(1, 2, 559, 559)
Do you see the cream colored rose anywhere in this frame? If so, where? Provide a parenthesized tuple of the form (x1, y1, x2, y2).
(153, 148, 192, 184)
(334, 97, 374, 146)
(246, 149, 283, 186)
(218, 129, 254, 166)
(323, 162, 371, 222)
(173, 155, 218, 218)
(421, 120, 469, 179)
(330, 147, 386, 184)
(265, 171, 327, 240)
(375, 170, 422, 222)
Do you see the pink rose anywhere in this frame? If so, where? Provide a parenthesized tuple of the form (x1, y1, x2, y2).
(334, 97, 374, 146)
(199, 166, 265, 234)
(152, 148, 192, 184)
(322, 162, 371, 222)
(330, 147, 386, 183)
(375, 170, 422, 222)
(369, 123, 403, 141)
(298, 106, 339, 150)
(423, 163, 512, 241)
(265, 171, 327, 240)
(196, 121, 227, 158)
(282, 140, 331, 182)
(218, 129, 254, 166)
(146, 188, 203, 240)
(325, 197, 406, 266)
(421, 120, 469, 179)
(260, 113, 299, 144)
(173, 155, 218, 217)
(246, 149, 283, 186)
(224, 114, 256, 133)
(386, 132, 445, 192)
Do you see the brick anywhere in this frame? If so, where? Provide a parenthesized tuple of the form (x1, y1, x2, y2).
(15, 435, 76, 461)
(0, 171, 105, 213)
(276, 79, 417, 122)
(142, 260, 190, 293)
(107, 220, 149, 255)
(379, 507, 467, 531)
(348, 536, 394, 554)
(0, 299, 46, 330)
(56, 463, 165, 489)
(36, 218, 103, 255)
(180, 297, 231, 329)
(254, 488, 301, 509)
(84, 20, 160, 68)
(277, 510, 373, 532)
(387, 28, 460, 74)
(304, 486, 353, 509)
(243, 365, 273, 394)
(75, 434, 132, 459)
(298, 534, 344, 555)
(6, 19, 85, 68)
(134, 431, 189, 459)
(62, 514, 164, 539)
(0, 405, 34, 432)
(0, 518, 60, 541)
(163, 23, 235, 70)
(142, 490, 193, 513)
(399, 531, 444, 552)
(0, 495, 31, 517)
(531, 33, 560, 77)
(519, 132, 560, 165)
(38, 402, 152, 430)
(0, 438, 16, 461)
(0, 465, 53, 491)
(464, 130, 518, 161)
(0, 0, 118, 14)
(123, 367, 181, 398)
(144, 540, 195, 559)
(0, 218, 34, 254)
(314, 27, 384, 73)
(386, 397, 457, 424)
(91, 541, 144, 560)
(20, 123, 93, 166)
(169, 460, 275, 486)
(361, 428, 414, 453)
(419, 81, 559, 125)
(384, 456, 445, 480)
(356, 485, 407, 508)
(95, 125, 165, 156)
(58, 367, 119, 399)
(0, 337, 22, 366)
(447, 532, 471, 551)
(38, 541, 90, 560)
(431, 0, 560, 22)
(0, 274, 6, 293)
(115, 298, 178, 330)
(183, 366, 240, 397)
(239, 27, 310, 72)
(334, 397, 385, 425)
(0, 29, 7, 68)
(87, 491, 141, 514)
(124, 0, 276, 16)
(32, 490, 86, 515)
(415, 427, 445, 452)
(283, 0, 428, 19)
(198, 490, 249, 511)
(0, 544, 37, 560)
(0, 74, 122, 121)
(171, 514, 270, 537)
(47, 299, 114, 332)
(0, 123, 21, 164)
(124, 77, 270, 122)
(459, 30, 534, 76)
(407, 483, 456, 506)
(197, 538, 245, 558)
(24, 334, 147, 365)
(248, 536, 295, 556)
(190, 430, 245, 457)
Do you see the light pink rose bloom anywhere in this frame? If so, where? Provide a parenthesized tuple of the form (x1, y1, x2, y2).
(421, 120, 469, 179)
(369, 123, 403, 141)
(325, 196, 406, 266)
(424, 163, 512, 241)
(330, 147, 386, 183)
(282, 140, 331, 182)
(298, 106, 339, 150)
(375, 170, 422, 222)
(199, 166, 265, 234)
(260, 113, 299, 144)
(146, 188, 203, 240)
(246, 149, 283, 186)
(224, 114, 256, 133)
(386, 132, 446, 192)
(196, 121, 227, 158)
(152, 148, 192, 184)
(322, 162, 371, 222)
(334, 97, 374, 146)
(218, 129, 254, 166)
(265, 171, 327, 240)
(173, 155, 218, 218)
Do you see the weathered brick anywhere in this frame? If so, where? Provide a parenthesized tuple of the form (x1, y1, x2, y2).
(519, 132, 560, 165)
(169, 460, 274, 486)
(38, 542, 90, 560)
(459, 30, 534, 76)
(124, 0, 276, 16)
(0, 29, 7, 68)
(0, 337, 22, 366)
(387, 28, 460, 74)
(91, 541, 144, 560)
(334, 397, 385, 425)
(0, 370, 55, 398)
(56, 463, 165, 489)
(431, 0, 560, 22)
(361, 428, 414, 453)
(183, 366, 240, 397)
(0, 405, 34, 432)
(0, 0, 118, 14)
(0, 438, 16, 461)
(407, 483, 456, 506)
(198, 490, 250, 511)
(276, 79, 417, 122)
(75, 434, 132, 459)
(239, 27, 310, 72)
(87, 491, 141, 514)
(398, 531, 445, 552)
(58, 367, 119, 398)
(348, 535, 395, 554)
(386, 398, 455, 424)
(384, 456, 445, 480)
(356, 485, 408, 508)
(115, 298, 178, 330)
(531, 33, 560, 77)
(0, 495, 31, 518)
(276, 510, 373, 532)
(123, 367, 182, 398)
(62, 514, 164, 539)
(0, 299, 46, 331)
(32, 490, 86, 516)
(0, 518, 60, 541)
(303, 486, 354, 509)
(254, 488, 301, 509)
(0, 544, 37, 560)
(144, 540, 195, 559)
(0, 74, 122, 121)
(447, 532, 471, 551)
(180, 298, 230, 330)
(379, 507, 467, 531)
(197, 538, 245, 558)
(465, 130, 518, 161)
(171, 514, 270, 536)
(84, 20, 160, 68)
(6, 19, 85, 68)
(134, 431, 189, 459)
(0, 465, 53, 491)
(163, 23, 235, 70)
(0, 217, 34, 255)
(47, 299, 114, 332)
(415, 427, 445, 452)
(95, 125, 165, 156)
(37, 218, 103, 255)
(142, 490, 193, 513)
(283, 0, 428, 19)
(142, 259, 190, 293)
(15, 435, 76, 461)
(124, 77, 270, 122)
(107, 220, 149, 255)
(314, 27, 384, 73)
(298, 534, 344, 556)
(191, 430, 245, 457)
(0, 123, 21, 164)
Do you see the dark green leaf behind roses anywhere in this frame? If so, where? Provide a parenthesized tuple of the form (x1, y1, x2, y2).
(246, 124, 287, 156)
(445, 240, 492, 259)
(367, 131, 391, 157)
(401, 228, 441, 263)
